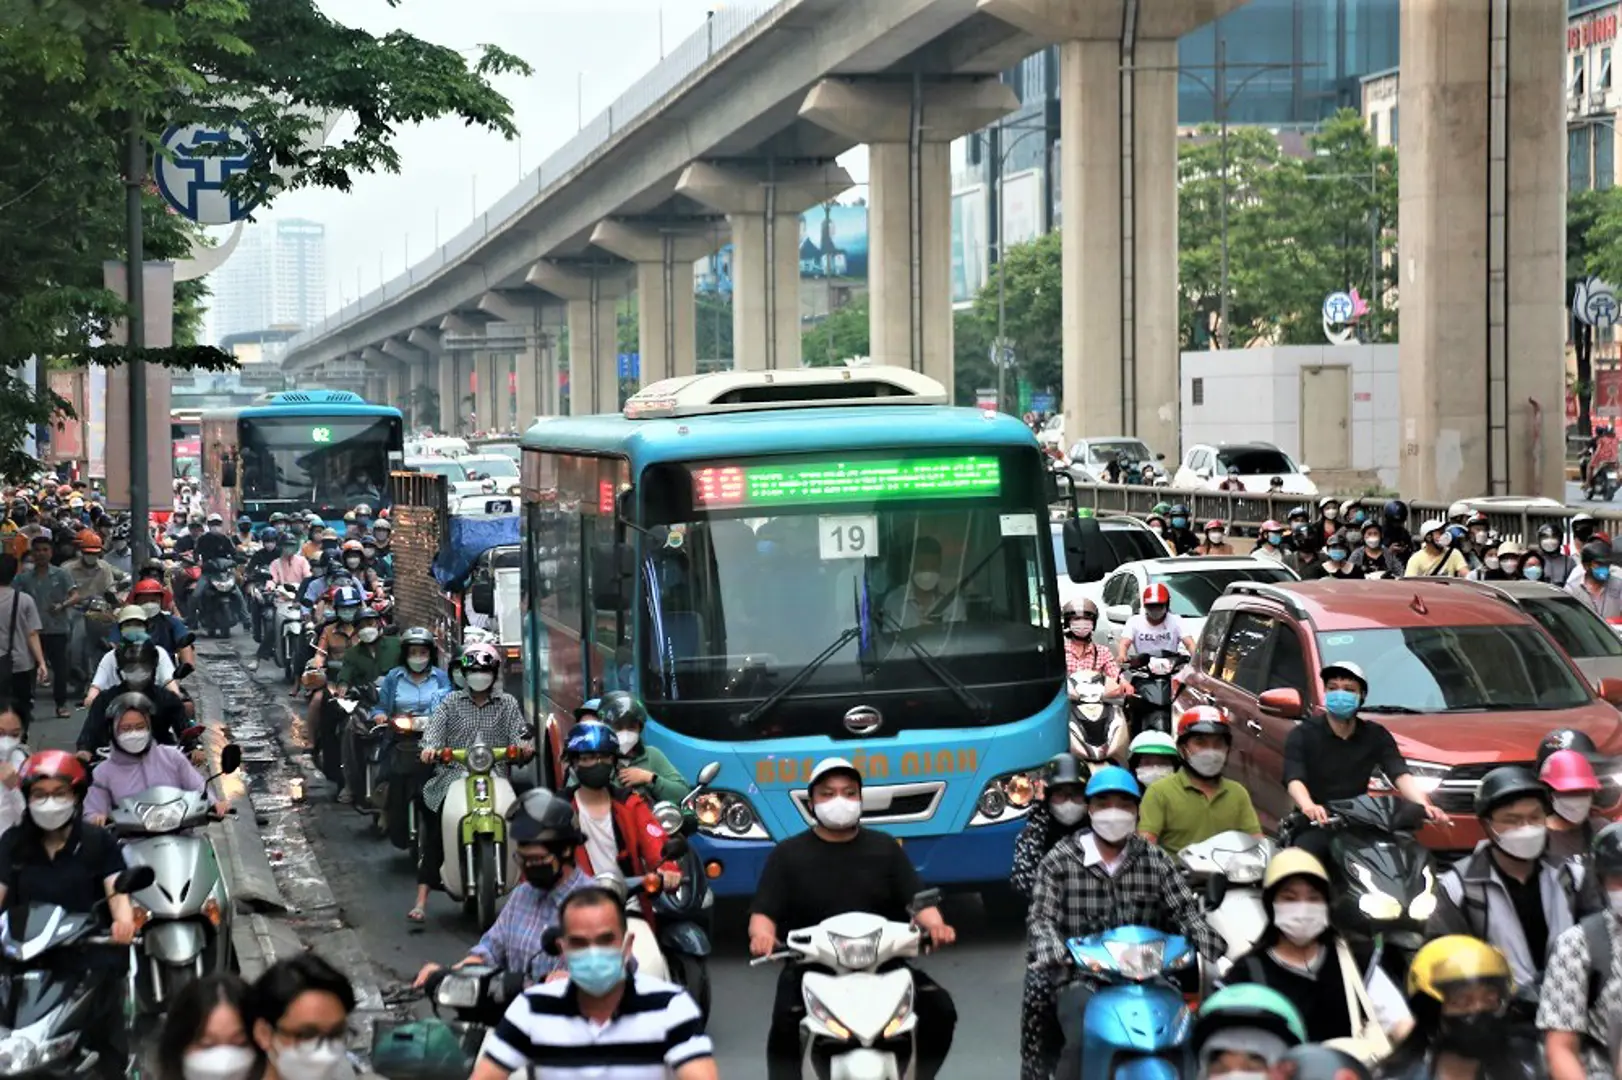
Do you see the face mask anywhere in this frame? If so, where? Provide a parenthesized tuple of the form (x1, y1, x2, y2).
(1171, 517, 1188, 529)
(1595, 566, 1613, 583)
(281, 546, 298, 557)
(357, 626, 380, 644)
(1272, 900, 1330, 945)
(1484, 556, 1500, 571)
(1323, 507, 1339, 521)
(122, 666, 153, 687)
(1436, 1013, 1507, 1059)
(465, 671, 496, 693)
(575, 762, 614, 789)
(1472, 529, 1489, 545)
(615, 730, 640, 755)
(0, 737, 20, 758)
(566, 945, 627, 996)
(270, 1039, 345, 1080)
(1089, 807, 1137, 845)
(1186, 748, 1228, 779)
(522, 860, 562, 890)
(813, 796, 863, 830)
(344, 557, 362, 570)
(1145, 606, 1167, 624)
(912, 571, 940, 591)
(1049, 801, 1086, 826)
(1207, 531, 1225, 544)
(1541, 538, 1560, 553)
(1553, 794, 1593, 824)
(140, 602, 162, 619)
(1352, 511, 1366, 525)
(1326, 548, 1347, 562)
(29, 796, 75, 831)
(406, 655, 430, 673)
(181, 1046, 256, 1080)
(1266, 532, 1283, 546)
(1525, 565, 1545, 581)
(1068, 619, 1094, 640)
(1500, 559, 1519, 576)
(1434, 532, 1453, 549)
(1363, 535, 1381, 549)
(115, 730, 151, 755)
(1491, 823, 1547, 861)
(1148, 525, 1164, 537)
(122, 627, 149, 644)
(1136, 764, 1175, 787)
(1323, 689, 1361, 722)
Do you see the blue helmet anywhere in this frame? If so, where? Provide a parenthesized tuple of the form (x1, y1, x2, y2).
(574, 698, 601, 720)
(1084, 765, 1142, 801)
(563, 720, 617, 758)
(332, 584, 364, 610)
(258, 527, 279, 547)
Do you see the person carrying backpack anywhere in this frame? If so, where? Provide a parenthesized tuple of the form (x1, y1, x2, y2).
(1540, 820, 1622, 1079)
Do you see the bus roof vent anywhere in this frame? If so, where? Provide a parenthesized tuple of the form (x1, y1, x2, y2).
(269, 390, 365, 406)
(623, 365, 947, 419)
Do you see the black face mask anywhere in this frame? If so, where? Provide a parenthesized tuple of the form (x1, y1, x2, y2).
(1436, 1012, 1508, 1059)
(576, 762, 614, 789)
(522, 861, 563, 889)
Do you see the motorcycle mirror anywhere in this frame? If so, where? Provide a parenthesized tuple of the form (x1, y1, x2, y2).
(1599, 677, 1622, 708)
(113, 865, 155, 895)
(540, 925, 562, 957)
(180, 724, 205, 742)
(696, 761, 721, 787)
(220, 743, 243, 775)
(906, 888, 943, 916)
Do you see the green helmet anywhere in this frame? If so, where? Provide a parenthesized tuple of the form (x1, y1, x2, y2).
(1194, 984, 1307, 1056)
(1151, 501, 1172, 515)
(1075, 507, 1096, 519)
(1127, 731, 1179, 763)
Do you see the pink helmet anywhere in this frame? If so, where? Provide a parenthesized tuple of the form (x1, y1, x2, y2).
(1540, 749, 1602, 794)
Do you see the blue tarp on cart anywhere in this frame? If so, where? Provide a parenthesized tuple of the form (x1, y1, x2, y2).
(433, 515, 520, 588)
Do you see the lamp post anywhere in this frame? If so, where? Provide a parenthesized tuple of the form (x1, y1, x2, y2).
(1306, 161, 1385, 342)
(124, 109, 150, 566)
(991, 119, 1056, 414)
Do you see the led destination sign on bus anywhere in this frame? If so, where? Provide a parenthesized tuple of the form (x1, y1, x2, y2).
(692, 456, 1002, 508)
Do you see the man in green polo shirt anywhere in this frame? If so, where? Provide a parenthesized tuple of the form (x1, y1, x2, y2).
(334, 606, 402, 805)
(1137, 705, 1261, 857)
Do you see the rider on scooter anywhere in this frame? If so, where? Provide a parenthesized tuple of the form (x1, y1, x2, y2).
(1137, 706, 1261, 857)
(302, 584, 363, 738)
(76, 642, 190, 757)
(561, 721, 680, 905)
(335, 607, 399, 804)
(593, 692, 687, 806)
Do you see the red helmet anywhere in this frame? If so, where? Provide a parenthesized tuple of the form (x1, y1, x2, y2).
(131, 578, 165, 599)
(1540, 749, 1601, 794)
(1205, 520, 1225, 531)
(1142, 583, 1171, 607)
(19, 750, 88, 793)
(1177, 705, 1231, 743)
(1260, 519, 1283, 533)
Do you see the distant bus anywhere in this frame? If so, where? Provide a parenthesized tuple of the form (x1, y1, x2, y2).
(202, 391, 404, 527)
(171, 408, 202, 479)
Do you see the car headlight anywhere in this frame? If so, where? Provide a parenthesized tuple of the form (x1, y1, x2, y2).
(827, 929, 882, 970)
(802, 986, 853, 1042)
(971, 769, 1044, 826)
(881, 980, 916, 1040)
(1370, 759, 1449, 795)
(692, 791, 767, 839)
(1104, 939, 1166, 981)
(1409, 867, 1438, 921)
(466, 745, 495, 773)
(140, 800, 186, 833)
(435, 974, 483, 1009)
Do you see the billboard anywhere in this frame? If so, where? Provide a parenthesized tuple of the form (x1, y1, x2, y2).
(697, 203, 869, 294)
(1000, 169, 1044, 248)
(951, 185, 988, 305)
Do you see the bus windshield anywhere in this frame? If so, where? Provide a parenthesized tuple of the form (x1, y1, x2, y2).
(238, 415, 399, 513)
(636, 450, 1063, 741)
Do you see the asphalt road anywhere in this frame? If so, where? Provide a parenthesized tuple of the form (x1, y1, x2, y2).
(215, 635, 1031, 1079)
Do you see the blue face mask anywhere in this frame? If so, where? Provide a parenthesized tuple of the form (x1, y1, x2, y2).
(1171, 517, 1188, 529)
(121, 627, 149, 644)
(1326, 548, 1348, 562)
(1324, 688, 1361, 722)
(565, 945, 626, 996)
(1266, 532, 1284, 546)
(1525, 565, 1545, 581)
(1352, 511, 1366, 524)
(1595, 565, 1613, 583)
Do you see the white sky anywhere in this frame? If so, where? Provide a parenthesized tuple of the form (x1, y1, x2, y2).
(209, 0, 867, 327)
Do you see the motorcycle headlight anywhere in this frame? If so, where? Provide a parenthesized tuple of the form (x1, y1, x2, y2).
(801, 986, 853, 1042)
(1218, 846, 1270, 886)
(653, 802, 684, 835)
(1104, 939, 1167, 981)
(391, 715, 418, 733)
(1351, 862, 1404, 920)
(881, 980, 916, 1040)
(466, 745, 495, 774)
(435, 974, 483, 1009)
(1079, 703, 1104, 721)
(1409, 866, 1438, 921)
(0, 1036, 39, 1076)
(827, 929, 881, 970)
(140, 799, 186, 833)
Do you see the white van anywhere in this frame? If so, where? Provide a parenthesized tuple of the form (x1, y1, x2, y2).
(404, 435, 470, 459)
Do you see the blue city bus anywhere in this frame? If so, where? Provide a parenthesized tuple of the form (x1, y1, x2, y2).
(519, 367, 1066, 897)
(202, 391, 404, 527)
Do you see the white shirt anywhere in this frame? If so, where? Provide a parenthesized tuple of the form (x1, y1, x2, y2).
(1122, 611, 1186, 656)
(91, 645, 175, 692)
(1079, 832, 1127, 877)
(580, 803, 618, 881)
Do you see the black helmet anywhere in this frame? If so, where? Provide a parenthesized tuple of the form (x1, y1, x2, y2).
(399, 626, 438, 666)
(510, 788, 582, 846)
(1047, 752, 1086, 790)
(104, 691, 156, 724)
(1382, 499, 1408, 523)
(1473, 765, 1551, 819)
(1582, 540, 1612, 566)
(597, 691, 648, 731)
(1537, 728, 1600, 771)
(116, 640, 160, 672)
(1286, 505, 1309, 523)
(1594, 821, 1622, 876)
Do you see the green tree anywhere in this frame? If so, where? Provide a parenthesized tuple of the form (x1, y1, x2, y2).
(802, 295, 871, 366)
(1568, 187, 1619, 436)
(973, 230, 1062, 403)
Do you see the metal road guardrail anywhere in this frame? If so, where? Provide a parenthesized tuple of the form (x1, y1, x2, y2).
(284, 2, 785, 355)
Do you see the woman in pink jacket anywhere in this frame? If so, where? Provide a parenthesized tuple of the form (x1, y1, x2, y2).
(83, 693, 217, 824)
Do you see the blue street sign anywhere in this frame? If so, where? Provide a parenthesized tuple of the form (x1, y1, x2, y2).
(617, 352, 640, 380)
(1030, 393, 1055, 414)
(154, 122, 266, 225)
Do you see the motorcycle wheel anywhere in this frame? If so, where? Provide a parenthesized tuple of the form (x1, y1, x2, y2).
(372, 778, 391, 837)
(473, 838, 498, 931)
(387, 783, 413, 850)
(665, 951, 711, 1024)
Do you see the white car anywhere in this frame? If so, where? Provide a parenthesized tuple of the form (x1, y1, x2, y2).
(1051, 516, 1172, 613)
(1064, 437, 1165, 484)
(1037, 415, 1065, 451)
(1172, 442, 1318, 496)
(459, 454, 522, 496)
(1088, 555, 1300, 655)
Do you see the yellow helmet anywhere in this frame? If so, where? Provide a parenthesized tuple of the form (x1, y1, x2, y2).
(1406, 935, 1515, 1003)
(1262, 848, 1331, 893)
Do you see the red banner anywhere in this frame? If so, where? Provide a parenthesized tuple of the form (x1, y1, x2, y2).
(1570, 391, 1582, 425)
(47, 372, 83, 460)
(1598, 370, 1622, 419)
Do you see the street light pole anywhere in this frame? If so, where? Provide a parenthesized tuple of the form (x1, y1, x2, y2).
(1306, 162, 1383, 341)
(124, 109, 150, 567)
(992, 120, 1055, 414)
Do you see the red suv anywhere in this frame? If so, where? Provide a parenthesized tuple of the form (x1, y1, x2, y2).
(1176, 578, 1622, 852)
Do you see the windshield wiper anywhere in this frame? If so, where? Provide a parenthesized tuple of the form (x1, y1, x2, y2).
(739, 625, 863, 728)
(1358, 704, 1424, 714)
(872, 608, 991, 722)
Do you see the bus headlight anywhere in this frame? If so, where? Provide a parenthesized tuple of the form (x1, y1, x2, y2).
(970, 769, 1045, 826)
(693, 791, 767, 840)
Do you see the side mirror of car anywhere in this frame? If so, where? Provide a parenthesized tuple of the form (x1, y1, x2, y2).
(1258, 687, 1304, 719)
(1105, 605, 1132, 624)
(1599, 677, 1622, 707)
(1300, 464, 1313, 475)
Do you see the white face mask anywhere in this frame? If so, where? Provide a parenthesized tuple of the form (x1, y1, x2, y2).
(1485, 556, 1500, 571)
(29, 796, 75, 831)
(1542, 538, 1560, 553)
(1089, 807, 1137, 844)
(357, 626, 380, 644)
(1553, 794, 1594, 824)
(182, 1046, 256, 1080)
(140, 602, 162, 619)
(1272, 900, 1330, 946)
(465, 672, 496, 693)
(813, 796, 862, 830)
(1049, 801, 1086, 826)
(1492, 823, 1548, 861)
(615, 730, 640, 755)
(1206, 531, 1225, 544)
(1610, 889, 1622, 917)
(271, 1039, 345, 1080)
(1185, 749, 1228, 779)
(1136, 764, 1175, 787)
(911, 571, 940, 591)
(0, 736, 21, 759)
(115, 730, 152, 755)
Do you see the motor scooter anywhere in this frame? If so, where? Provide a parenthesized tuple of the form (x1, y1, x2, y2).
(1178, 831, 1275, 965)
(1124, 649, 1187, 736)
(645, 761, 722, 1021)
(373, 965, 526, 1080)
(108, 744, 242, 1011)
(1067, 672, 1129, 773)
(245, 567, 272, 643)
(1065, 926, 1197, 1080)
(1590, 459, 1620, 502)
(382, 713, 429, 856)
(436, 739, 525, 930)
(268, 583, 305, 682)
(751, 889, 944, 1080)
(197, 558, 238, 638)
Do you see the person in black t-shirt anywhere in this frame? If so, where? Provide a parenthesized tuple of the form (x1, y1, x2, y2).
(749, 757, 957, 1080)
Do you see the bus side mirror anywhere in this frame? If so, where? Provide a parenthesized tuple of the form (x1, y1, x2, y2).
(591, 545, 634, 609)
(1061, 518, 1087, 584)
(221, 461, 237, 488)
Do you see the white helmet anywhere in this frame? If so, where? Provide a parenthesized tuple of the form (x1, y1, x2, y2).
(1448, 500, 1471, 521)
(1419, 517, 1447, 539)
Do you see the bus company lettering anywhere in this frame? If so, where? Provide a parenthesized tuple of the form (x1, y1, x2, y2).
(755, 748, 979, 786)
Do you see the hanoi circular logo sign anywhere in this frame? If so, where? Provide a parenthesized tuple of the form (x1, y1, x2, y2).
(154, 122, 267, 226)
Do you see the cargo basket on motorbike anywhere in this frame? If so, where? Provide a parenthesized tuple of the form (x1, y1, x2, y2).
(369, 1018, 478, 1080)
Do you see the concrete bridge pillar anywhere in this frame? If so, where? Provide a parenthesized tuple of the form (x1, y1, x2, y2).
(676, 162, 851, 371)
(436, 353, 458, 434)
(589, 221, 717, 384)
(800, 79, 1017, 387)
(473, 353, 498, 433)
(1397, 0, 1565, 500)
(526, 262, 633, 415)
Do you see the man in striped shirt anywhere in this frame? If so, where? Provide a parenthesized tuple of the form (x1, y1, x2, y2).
(474, 886, 718, 1080)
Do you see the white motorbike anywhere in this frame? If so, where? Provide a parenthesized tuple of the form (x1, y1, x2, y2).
(752, 890, 942, 1080)
(1067, 672, 1129, 773)
(109, 744, 242, 1011)
(591, 870, 673, 983)
(1178, 830, 1275, 965)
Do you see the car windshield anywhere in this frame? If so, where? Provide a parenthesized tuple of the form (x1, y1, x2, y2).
(1050, 525, 1166, 572)
(1150, 566, 1297, 617)
(410, 460, 468, 481)
(1313, 625, 1592, 711)
(465, 457, 519, 478)
(1085, 441, 1152, 466)
(238, 416, 399, 512)
(637, 450, 1063, 741)
(1520, 595, 1622, 659)
(1218, 448, 1296, 475)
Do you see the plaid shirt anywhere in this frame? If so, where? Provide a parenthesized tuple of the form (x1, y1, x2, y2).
(420, 689, 530, 811)
(469, 868, 591, 981)
(1027, 832, 1222, 978)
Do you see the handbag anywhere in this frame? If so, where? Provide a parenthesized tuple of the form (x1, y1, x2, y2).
(1330, 936, 1394, 1065)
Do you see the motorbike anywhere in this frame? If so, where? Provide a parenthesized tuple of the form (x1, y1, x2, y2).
(644, 761, 722, 1021)
(1589, 459, 1620, 502)
(1067, 673, 1128, 773)
(0, 865, 155, 1079)
(373, 966, 526, 1080)
(1065, 926, 1197, 1080)
(108, 745, 242, 1011)
(338, 685, 382, 811)
(1124, 649, 1187, 736)
(436, 739, 525, 930)
(245, 567, 273, 644)
(751, 888, 943, 1080)
(268, 583, 306, 682)
(196, 558, 238, 638)
(378, 713, 430, 854)
(1178, 831, 1275, 965)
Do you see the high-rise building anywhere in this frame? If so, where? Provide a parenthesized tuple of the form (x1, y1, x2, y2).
(208, 218, 327, 345)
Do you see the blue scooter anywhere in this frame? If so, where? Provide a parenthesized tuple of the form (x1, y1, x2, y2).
(1065, 926, 1196, 1080)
